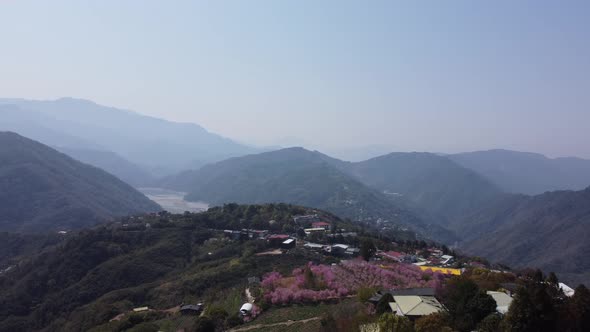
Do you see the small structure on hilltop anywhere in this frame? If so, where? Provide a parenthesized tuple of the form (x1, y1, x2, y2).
(132, 306, 149, 313)
(240, 303, 253, 316)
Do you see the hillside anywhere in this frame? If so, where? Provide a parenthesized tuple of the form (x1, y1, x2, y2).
(461, 187, 590, 285)
(57, 147, 154, 187)
(450, 149, 590, 195)
(0, 132, 160, 232)
(326, 152, 503, 221)
(0, 98, 259, 175)
(0, 204, 349, 331)
(160, 148, 456, 242)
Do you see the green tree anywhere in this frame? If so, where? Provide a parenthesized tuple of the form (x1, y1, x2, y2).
(378, 313, 413, 332)
(414, 313, 452, 332)
(360, 239, 376, 261)
(376, 293, 394, 314)
(441, 276, 496, 332)
(505, 282, 557, 332)
(477, 313, 503, 332)
(547, 272, 559, 285)
(564, 284, 590, 332)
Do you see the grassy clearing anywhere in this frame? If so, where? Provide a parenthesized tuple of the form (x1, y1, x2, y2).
(244, 299, 356, 326)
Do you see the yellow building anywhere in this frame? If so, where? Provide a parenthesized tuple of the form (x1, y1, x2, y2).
(419, 266, 462, 275)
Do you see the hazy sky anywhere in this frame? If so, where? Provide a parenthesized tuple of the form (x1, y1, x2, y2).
(1, 1, 589, 158)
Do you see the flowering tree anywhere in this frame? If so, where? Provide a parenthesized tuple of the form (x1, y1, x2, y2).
(260, 261, 444, 305)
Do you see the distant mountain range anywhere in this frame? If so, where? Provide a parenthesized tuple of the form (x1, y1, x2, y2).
(2, 97, 590, 285)
(450, 149, 590, 195)
(0, 98, 260, 177)
(324, 152, 503, 222)
(459, 187, 590, 286)
(0, 132, 160, 232)
(160, 148, 503, 242)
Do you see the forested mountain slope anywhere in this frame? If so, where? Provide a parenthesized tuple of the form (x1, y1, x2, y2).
(0, 132, 160, 232)
(461, 187, 590, 285)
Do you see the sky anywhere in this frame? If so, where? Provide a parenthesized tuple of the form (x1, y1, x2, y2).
(1, 0, 589, 158)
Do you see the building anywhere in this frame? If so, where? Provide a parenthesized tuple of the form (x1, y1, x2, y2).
(281, 238, 296, 249)
(418, 266, 462, 276)
(389, 296, 445, 318)
(312, 221, 331, 230)
(368, 288, 436, 304)
(440, 255, 454, 265)
(267, 234, 290, 247)
(345, 247, 360, 256)
(559, 283, 575, 297)
(180, 304, 203, 315)
(331, 244, 349, 255)
(380, 251, 405, 262)
(486, 291, 513, 314)
(304, 227, 326, 235)
(304, 242, 325, 250)
(133, 306, 149, 312)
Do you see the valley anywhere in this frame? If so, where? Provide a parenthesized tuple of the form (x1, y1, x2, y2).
(138, 188, 209, 214)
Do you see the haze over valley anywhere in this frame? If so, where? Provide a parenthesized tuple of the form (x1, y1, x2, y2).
(2, 1, 590, 331)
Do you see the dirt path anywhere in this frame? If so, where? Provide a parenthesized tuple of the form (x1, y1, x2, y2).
(229, 317, 321, 332)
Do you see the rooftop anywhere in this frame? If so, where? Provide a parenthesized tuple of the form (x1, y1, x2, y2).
(391, 296, 445, 316)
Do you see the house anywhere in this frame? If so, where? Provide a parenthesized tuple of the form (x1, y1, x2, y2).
(380, 251, 405, 262)
(304, 227, 326, 235)
(389, 296, 445, 318)
(440, 255, 454, 265)
(312, 222, 331, 230)
(559, 283, 575, 297)
(368, 288, 436, 304)
(281, 238, 296, 249)
(267, 234, 290, 247)
(345, 247, 360, 256)
(180, 304, 203, 315)
(304, 242, 324, 250)
(133, 306, 149, 312)
(224, 230, 242, 241)
(331, 244, 349, 255)
(486, 291, 513, 314)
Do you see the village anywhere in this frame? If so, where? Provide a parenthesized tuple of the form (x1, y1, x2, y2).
(104, 210, 579, 331)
